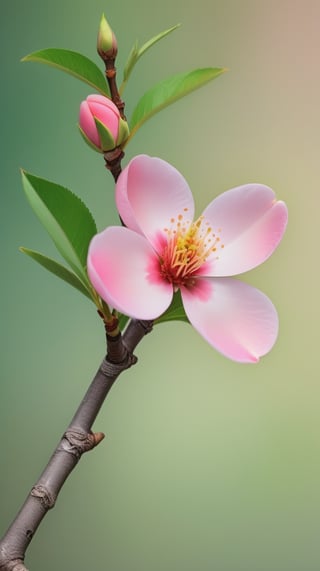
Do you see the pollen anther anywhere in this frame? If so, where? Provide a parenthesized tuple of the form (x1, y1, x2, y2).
(160, 216, 223, 286)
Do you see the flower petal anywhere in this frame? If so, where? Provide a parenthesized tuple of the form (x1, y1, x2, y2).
(181, 277, 279, 363)
(201, 184, 288, 276)
(87, 226, 173, 319)
(86, 96, 120, 141)
(86, 94, 113, 105)
(116, 155, 195, 251)
(79, 100, 100, 148)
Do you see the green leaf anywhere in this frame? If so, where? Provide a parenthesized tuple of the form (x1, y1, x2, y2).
(117, 313, 130, 331)
(20, 248, 93, 300)
(21, 171, 97, 286)
(138, 23, 181, 60)
(129, 67, 226, 138)
(122, 24, 180, 88)
(122, 41, 139, 85)
(22, 48, 110, 96)
(156, 291, 190, 325)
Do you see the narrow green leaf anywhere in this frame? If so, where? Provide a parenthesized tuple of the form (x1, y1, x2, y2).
(129, 67, 226, 138)
(122, 41, 139, 84)
(21, 171, 97, 285)
(20, 248, 93, 300)
(22, 48, 110, 96)
(138, 24, 181, 60)
(156, 291, 190, 325)
(122, 24, 180, 87)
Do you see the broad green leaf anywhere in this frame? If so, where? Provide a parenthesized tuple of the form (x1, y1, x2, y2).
(121, 24, 180, 90)
(156, 291, 190, 325)
(21, 171, 97, 285)
(129, 67, 226, 138)
(22, 48, 110, 96)
(20, 248, 93, 300)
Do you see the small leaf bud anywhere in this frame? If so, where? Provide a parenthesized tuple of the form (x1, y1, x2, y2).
(97, 14, 118, 59)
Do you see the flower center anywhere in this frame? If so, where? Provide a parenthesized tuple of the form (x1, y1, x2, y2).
(159, 211, 224, 288)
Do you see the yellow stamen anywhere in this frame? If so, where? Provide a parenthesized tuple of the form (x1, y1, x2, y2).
(160, 214, 224, 287)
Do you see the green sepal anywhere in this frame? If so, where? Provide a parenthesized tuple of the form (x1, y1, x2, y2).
(94, 117, 116, 151)
(156, 290, 190, 325)
(129, 67, 226, 138)
(116, 117, 130, 146)
(20, 247, 93, 300)
(78, 125, 103, 153)
(22, 48, 110, 96)
(21, 170, 97, 287)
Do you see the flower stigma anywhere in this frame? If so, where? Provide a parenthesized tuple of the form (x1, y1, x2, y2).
(159, 209, 224, 289)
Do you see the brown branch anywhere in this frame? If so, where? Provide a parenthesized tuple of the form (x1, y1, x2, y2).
(0, 319, 153, 571)
(103, 147, 124, 182)
(98, 28, 126, 184)
(102, 56, 126, 120)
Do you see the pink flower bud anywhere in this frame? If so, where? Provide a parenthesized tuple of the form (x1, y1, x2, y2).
(79, 94, 129, 152)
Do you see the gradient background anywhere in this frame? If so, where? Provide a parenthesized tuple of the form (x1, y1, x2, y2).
(1, 1, 319, 570)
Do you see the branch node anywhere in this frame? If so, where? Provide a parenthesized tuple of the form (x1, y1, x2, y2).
(106, 332, 131, 365)
(139, 320, 154, 334)
(61, 429, 102, 460)
(92, 432, 105, 447)
(101, 353, 137, 377)
(30, 485, 55, 509)
(103, 147, 124, 182)
(0, 558, 29, 571)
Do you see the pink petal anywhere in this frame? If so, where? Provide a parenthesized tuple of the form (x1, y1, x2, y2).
(116, 155, 195, 252)
(87, 99, 119, 141)
(181, 277, 279, 363)
(86, 94, 114, 106)
(87, 226, 173, 319)
(201, 184, 288, 276)
(79, 100, 101, 148)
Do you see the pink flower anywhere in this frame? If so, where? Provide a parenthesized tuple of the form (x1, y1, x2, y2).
(88, 155, 288, 363)
(79, 94, 129, 152)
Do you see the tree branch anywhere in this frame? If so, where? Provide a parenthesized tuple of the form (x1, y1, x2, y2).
(0, 319, 153, 571)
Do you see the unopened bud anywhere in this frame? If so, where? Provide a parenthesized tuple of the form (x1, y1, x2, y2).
(97, 13, 118, 59)
(79, 94, 129, 153)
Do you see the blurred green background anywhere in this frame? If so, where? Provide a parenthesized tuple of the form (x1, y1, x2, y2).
(1, 0, 319, 569)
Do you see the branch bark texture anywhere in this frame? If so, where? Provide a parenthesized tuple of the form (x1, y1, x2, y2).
(0, 319, 153, 571)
